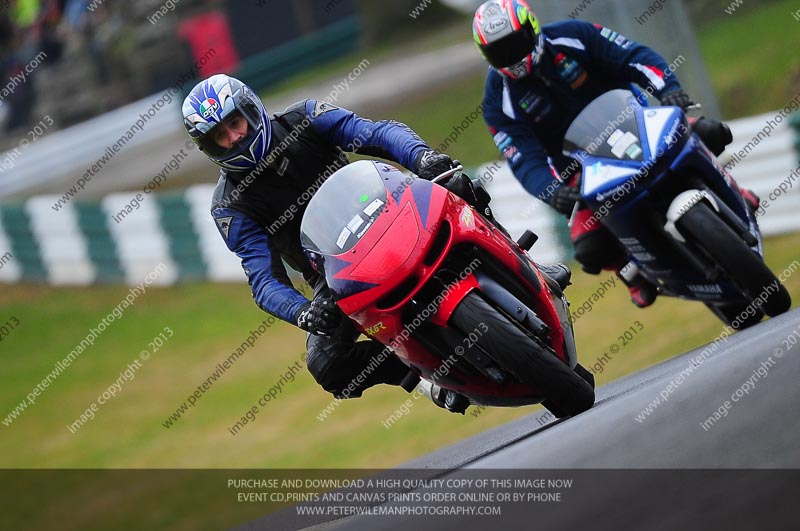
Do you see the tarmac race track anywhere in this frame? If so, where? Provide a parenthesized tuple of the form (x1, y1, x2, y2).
(236, 308, 800, 531)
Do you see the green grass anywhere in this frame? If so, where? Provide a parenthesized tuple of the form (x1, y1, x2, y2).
(695, 0, 800, 118)
(259, 22, 471, 102)
(376, 74, 498, 169)
(2, 232, 799, 470)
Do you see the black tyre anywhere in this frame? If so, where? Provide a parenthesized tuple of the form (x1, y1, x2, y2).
(704, 302, 764, 331)
(541, 364, 595, 419)
(450, 292, 594, 418)
(574, 363, 595, 389)
(677, 202, 791, 318)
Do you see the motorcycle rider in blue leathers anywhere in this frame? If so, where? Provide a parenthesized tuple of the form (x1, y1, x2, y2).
(182, 74, 474, 409)
(472, 0, 759, 308)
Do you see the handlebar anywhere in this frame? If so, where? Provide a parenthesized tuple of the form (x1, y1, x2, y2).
(567, 201, 581, 229)
(431, 164, 464, 184)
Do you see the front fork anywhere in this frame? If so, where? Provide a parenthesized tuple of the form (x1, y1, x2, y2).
(663, 188, 762, 280)
(448, 271, 578, 369)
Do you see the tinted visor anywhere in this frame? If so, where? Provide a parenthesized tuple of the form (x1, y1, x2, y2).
(481, 24, 538, 69)
(197, 100, 262, 159)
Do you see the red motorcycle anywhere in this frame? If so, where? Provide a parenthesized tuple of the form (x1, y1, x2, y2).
(300, 160, 594, 418)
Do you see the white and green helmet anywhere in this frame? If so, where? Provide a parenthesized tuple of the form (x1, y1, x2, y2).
(473, 0, 545, 79)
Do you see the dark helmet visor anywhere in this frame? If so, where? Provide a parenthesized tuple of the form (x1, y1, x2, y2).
(481, 24, 538, 68)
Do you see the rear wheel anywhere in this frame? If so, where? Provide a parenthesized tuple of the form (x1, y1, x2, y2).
(677, 202, 791, 318)
(450, 292, 594, 418)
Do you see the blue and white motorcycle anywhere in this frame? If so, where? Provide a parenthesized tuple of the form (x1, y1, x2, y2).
(563, 89, 790, 329)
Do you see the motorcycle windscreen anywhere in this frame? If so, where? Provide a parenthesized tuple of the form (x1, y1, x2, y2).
(563, 89, 644, 162)
(300, 160, 388, 256)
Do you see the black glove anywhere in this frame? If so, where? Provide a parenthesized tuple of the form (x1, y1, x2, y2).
(692, 116, 733, 157)
(659, 89, 694, 111)
(414, 150, 455, 180)
(295, 297, 342, 336)
(548, 184, 581, 215)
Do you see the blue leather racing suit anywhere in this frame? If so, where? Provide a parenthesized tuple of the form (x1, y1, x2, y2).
(481, 20, 682, 203)
(482, 20, 683, 274)
(211, 99, 429, 397)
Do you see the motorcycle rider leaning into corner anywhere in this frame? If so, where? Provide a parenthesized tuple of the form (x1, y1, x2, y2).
(182, 74, 550, 413)
(472, 0, 761, 308)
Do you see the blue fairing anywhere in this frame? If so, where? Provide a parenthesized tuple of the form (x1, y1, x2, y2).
(579, 106, 688, 205)
(638, 106, 686, 161)
(565, 90, 762, 303)
(580, 157, 644, 205)
(668, 135, 752, 223)
(380, 163, 437, 230)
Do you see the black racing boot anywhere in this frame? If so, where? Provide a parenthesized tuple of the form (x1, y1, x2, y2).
(618, 262, 657, 308)
(416, 380, 469, 414)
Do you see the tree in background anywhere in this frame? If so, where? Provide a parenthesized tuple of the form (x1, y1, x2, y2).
(355, 0, 466, 45)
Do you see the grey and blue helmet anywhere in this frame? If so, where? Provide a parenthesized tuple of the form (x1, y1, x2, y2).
(182, 74, 271, 171)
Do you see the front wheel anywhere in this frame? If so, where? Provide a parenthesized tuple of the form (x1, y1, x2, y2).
(705, 302, 764, 331)
(677, 202, 791, 318)
(450, 292, 594, 418)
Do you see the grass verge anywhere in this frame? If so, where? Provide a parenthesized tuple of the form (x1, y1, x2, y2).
(1, 232, 798, 469)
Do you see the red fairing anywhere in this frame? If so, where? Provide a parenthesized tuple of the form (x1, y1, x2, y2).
(430, 274, 481, 328)
(325, 166, 566, 399)
(332, 180, 453, 317)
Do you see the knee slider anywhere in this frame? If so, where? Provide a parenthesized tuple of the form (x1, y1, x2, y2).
(305, 342, 341, 393)
(306, 341, 367, 398)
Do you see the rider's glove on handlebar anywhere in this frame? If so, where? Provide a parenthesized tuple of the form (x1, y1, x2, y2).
(296, 297, 342, 336)
(415, 150, 455, 180)
(659, 89, 694, 111)
(548, 184, 581, 215)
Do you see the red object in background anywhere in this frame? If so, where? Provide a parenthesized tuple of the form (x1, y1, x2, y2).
(178, 11, 240, 76)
